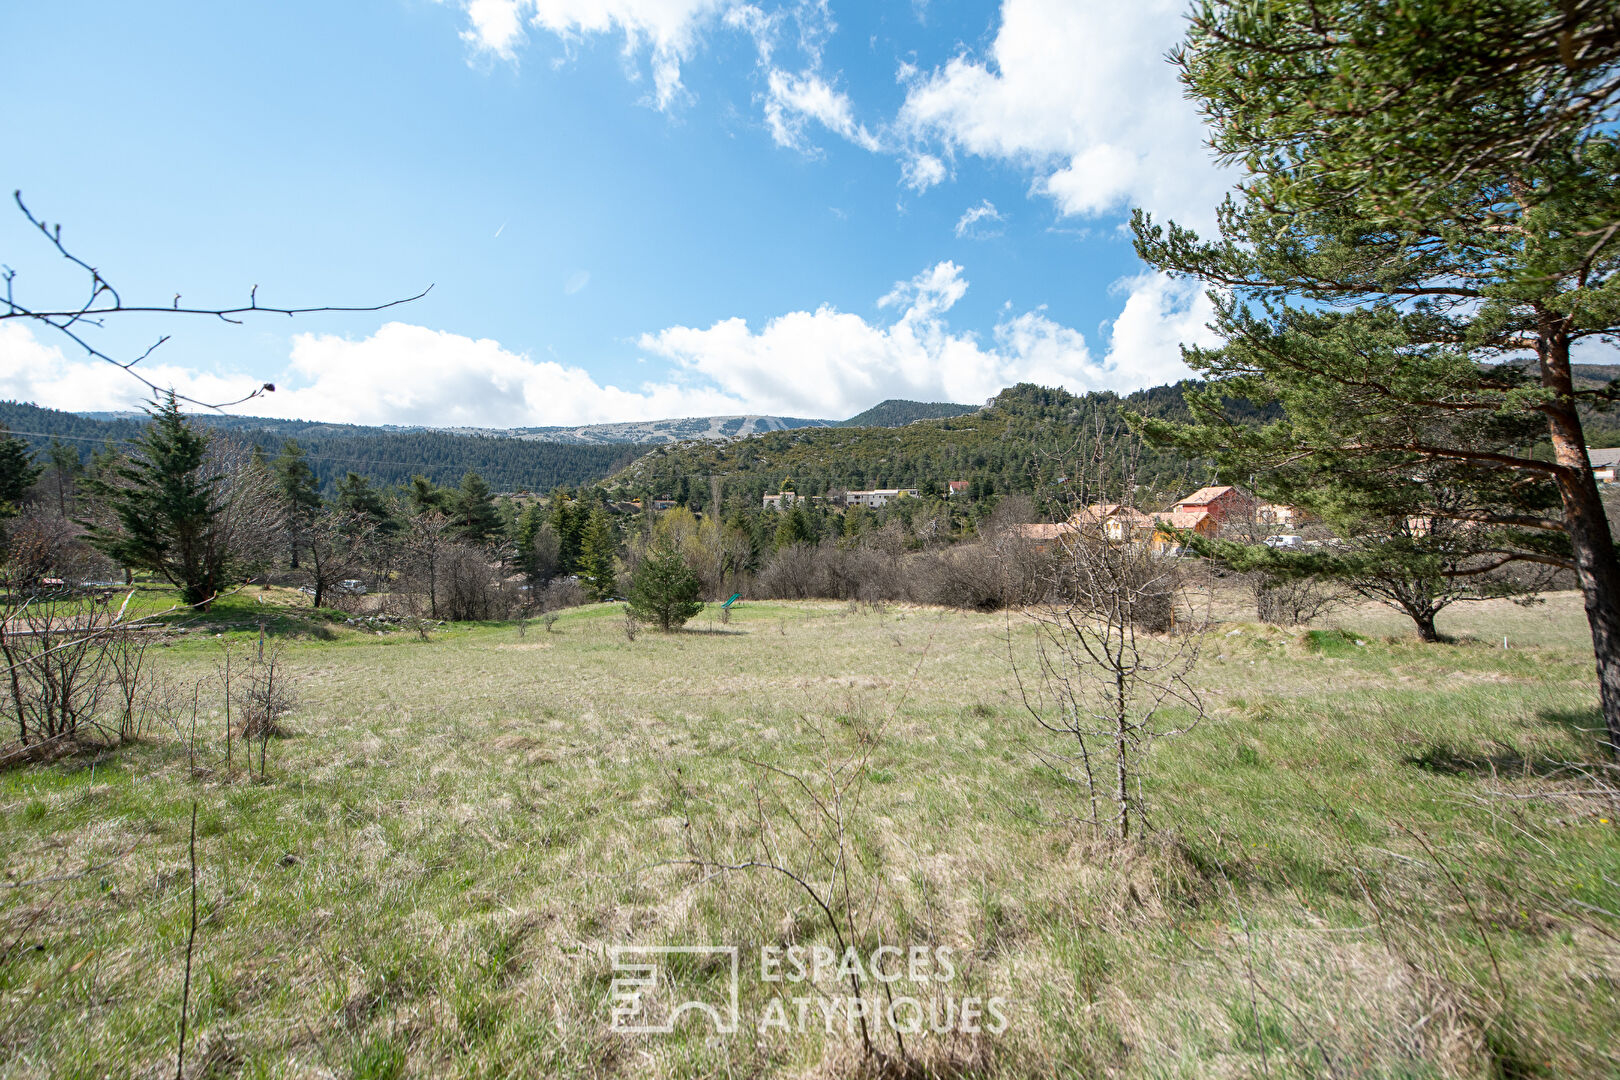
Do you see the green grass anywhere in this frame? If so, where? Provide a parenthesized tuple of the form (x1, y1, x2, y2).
(0, 591, 1615, 1078)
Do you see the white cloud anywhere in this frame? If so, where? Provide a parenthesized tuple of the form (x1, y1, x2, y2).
(954, 198, 1003, 238)
(639, 261, 1214, 417)
(0, 323, 260, 413)
(0, 266, 1214, 426)
(897, 0, 1229, 228)
(563, 269, 591, 295)
(900, 152, 947, 192)
(763, 69, 881, 152)
(458, 0, 725, 108)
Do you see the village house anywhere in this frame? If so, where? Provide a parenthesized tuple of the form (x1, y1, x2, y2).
(845, 488, 919, 509)
(1009, 521, 1077, 552)
(1171, 485, 1258, 527)
(1070, 503, 1156, 543)
(1590, 447, 1620, 483)
(762, 491, 800, 510)
(1149, 510, 1219, 551)
(947, 480, 970, 497)
(1257, 502, 1305, 527)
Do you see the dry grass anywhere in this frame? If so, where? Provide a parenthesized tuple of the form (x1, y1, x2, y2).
(0, 589, 1615, 1078)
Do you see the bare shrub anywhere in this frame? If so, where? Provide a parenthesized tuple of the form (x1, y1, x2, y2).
(753, 525, 909, 604)
(910, 542, 1012, 610)
(4, 510, 104, 586)
(621, 608, 639, 642)
(0, 590, 117, 746)
(235, 644, 296, 778)
(105, 628, 156, 743)
(541, 577, 586, 611)
(1252, 572, 1343, 626)
(1017, 525, 1209, 838)
(542, 611, 560, 633)
(439, 544, 505, 621)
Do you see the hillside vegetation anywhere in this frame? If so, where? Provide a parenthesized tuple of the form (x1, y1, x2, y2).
(838, 399, 980, 428)
(611, 382, 1253, 504)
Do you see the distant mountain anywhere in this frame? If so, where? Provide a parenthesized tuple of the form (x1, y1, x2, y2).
(79, 410, 840, 445)
(839, 400, 980, 427)
(68, 401, 977, 447)
(0, 401, 635, 493)
(495, 414, 834, 445)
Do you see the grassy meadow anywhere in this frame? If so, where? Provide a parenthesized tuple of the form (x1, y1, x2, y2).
(0, 586, 1616, 1078)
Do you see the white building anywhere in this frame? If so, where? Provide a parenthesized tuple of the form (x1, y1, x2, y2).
(1590, 447, 1620, 483)
(845, 488, 919, 509)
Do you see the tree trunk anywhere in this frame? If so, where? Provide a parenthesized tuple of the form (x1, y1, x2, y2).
(1115, 672, 1130, 839)
(1411, 609, 1440, 643)
(1542, 327, 1620, 756)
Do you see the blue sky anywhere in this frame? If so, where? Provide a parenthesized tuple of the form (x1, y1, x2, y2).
(1, 0, 1229, 426)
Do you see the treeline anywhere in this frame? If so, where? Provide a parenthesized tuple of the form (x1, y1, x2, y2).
(0, 393, 1073, 620)
(0, 401, 636, 493)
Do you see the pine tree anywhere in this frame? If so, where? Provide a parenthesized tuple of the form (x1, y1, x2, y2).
(626, 544, 704, 631)
(1135, 1, 1620, 751)
(549, 494, 583, 575)
(0, 427, 42, 522)
(774, 504, 813, 549)
(408, 475, 448, 515)
(513, 503, 559, 581)
(577, 507, 618, 600)
(272, 440, 322, 567)
(452, 471, 501, 543)
(83, 394, 224, 607)
(336, 472, 396, 535)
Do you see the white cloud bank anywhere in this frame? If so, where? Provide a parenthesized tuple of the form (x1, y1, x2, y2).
(2, 264, 1212, 426)
(896, 0, 1229, 228)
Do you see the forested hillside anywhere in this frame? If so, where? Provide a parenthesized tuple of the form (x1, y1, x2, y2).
(610, 381, 1250, 507)
(0, 401, 635, 492)
(838, 399, 980, 427)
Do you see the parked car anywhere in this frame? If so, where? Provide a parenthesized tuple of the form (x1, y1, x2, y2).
(1264, 534, 1306, 550)
(336, 580, 368, 595)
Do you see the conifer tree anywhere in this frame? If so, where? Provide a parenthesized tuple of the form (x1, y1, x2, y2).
(1135, 0, 1620, 750)
(0, 427, 41, 524)
(272, 440, 322, 567)
(452, 471, 501, 543)
(627, 544, 704, 631)
(578, 507, 617, 600)
(82, 393, 277, 608)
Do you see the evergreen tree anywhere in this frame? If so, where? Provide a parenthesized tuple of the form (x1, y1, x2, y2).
(0, 427, 42, 522)
(452, 471, 501, 542)
(514, 503, 559, 581)
(408, 475, 449, 515)
(83, 394, 226, 607)
(336, 472, 396, 535)
(549, 494, 584, 575)
(1135, 1, 1620, 751)
(272, 440, 322, 567)
(626, 544, 704, 631)
(774, 503, 813, 549)
(577, 507, 618, 600)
